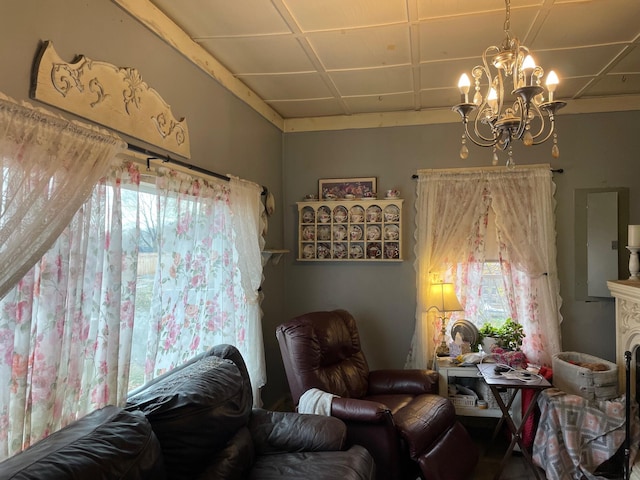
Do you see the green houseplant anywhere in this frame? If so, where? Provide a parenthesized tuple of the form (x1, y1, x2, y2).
(478, 318, 525, 352)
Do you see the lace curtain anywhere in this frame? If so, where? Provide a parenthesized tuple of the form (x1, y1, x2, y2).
(405, 164, 562, 368)
(0, 93, 126, 301)
(0, 163, 141, 459)
(143, 168, 266, 406)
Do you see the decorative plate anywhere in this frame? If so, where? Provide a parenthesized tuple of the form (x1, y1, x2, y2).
(450, 319, 479, 346)
(265, 191, 275, 216)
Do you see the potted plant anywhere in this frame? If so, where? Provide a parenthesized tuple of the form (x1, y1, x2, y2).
(478, 319, 525, 352)
(496, 318, 525, 351)
(478, 323, 500, 353)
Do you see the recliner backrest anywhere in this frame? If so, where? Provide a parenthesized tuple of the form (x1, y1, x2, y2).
(277, 309, 370, 404)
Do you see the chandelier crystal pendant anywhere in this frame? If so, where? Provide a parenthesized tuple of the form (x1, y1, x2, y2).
(452, 0, 567, 166)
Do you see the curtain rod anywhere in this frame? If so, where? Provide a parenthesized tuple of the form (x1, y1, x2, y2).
(127, 143, 266, 194)
(411, 167, 563, 179)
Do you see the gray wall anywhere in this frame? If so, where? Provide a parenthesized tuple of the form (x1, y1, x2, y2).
(2, 0, 639, 410)
(277, 111, 640, 404)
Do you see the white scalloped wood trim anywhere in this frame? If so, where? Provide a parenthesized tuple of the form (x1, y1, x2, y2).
(31, 40, 191, 159)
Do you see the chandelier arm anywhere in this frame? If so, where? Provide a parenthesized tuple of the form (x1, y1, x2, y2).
(525, 102, 548, 141)
(464, 119, 499, 148)
(529, 115, 556, 145)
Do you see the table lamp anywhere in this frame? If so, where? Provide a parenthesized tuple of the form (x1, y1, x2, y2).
(427, 282, 463, 356)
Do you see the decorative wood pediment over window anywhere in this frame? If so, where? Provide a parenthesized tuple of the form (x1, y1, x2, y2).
(31, 40, 190, 159)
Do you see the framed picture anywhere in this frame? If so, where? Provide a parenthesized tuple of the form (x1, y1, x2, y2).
(318, 177, 377, 199)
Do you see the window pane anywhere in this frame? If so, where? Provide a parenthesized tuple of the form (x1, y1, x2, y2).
(477, 261, 509, 326)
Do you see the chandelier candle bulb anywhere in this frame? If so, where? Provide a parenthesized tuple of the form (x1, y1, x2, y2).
(458, 74, 471, 103)
(629, 225, 640, 247)
(546, 71, 559, 102)
(522, 55, 536, 86)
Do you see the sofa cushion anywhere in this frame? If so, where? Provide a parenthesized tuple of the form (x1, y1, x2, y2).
(249, 444, 376, 480)
(0, 405, 164, 480)
(126, 355, 252, 480)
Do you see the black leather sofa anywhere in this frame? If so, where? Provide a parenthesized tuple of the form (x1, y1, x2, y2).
(0, 344, 375, 480)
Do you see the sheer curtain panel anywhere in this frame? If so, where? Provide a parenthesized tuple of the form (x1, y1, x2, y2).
(0, 93, 126, 301)
(0, 162, 141, 460)
(406, 165, 562, 368)
(142, 168, 266, 406)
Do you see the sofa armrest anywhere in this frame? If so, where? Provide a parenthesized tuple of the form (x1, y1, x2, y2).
(330, 397, 392, 423)
(249, 408, 346, 454)
(367, 369, 439, 395)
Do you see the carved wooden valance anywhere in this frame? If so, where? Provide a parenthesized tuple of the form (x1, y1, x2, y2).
(31, 41, 190, 159)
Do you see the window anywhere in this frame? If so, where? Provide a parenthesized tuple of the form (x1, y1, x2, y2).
(407, 166, 562, 370)
(0, 162, 265, 460)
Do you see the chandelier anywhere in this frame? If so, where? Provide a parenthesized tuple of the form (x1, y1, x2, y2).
(451, 0, 566, 167)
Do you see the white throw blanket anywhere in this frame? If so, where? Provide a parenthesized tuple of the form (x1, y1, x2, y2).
(298, 388, 338, 416)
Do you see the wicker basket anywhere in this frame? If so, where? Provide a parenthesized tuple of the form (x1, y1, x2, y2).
(476, 380, 512, 410)
(449, 394, 476, 407)
(552, 351, 618, 401)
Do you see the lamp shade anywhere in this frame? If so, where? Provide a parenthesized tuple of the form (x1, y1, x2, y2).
(427, 283, 463, 313)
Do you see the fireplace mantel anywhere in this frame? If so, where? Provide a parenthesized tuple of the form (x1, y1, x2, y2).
(608, 280, 640, 480)
(608, 280, 640, 395)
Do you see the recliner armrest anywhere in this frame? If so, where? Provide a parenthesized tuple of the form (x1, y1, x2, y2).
(249, 408, 346, 454)
(330, 397, 392, 423)
(367, 369, 439, 395)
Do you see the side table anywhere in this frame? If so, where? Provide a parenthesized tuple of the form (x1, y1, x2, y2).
(476, 363, 551, 480)
(436, 358, 504, 418)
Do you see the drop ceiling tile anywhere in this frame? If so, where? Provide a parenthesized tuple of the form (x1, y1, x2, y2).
(420, 59, 481, 90)
(343, 93, 415, 113)
(533, 1, 640, 50)
(267, 98, 345, 118)
(554, 76, 595, 101)
(329, 66, 413, 96)
(152, 0, 290, 37)
(308, 24, 411, 69)
(586, 74, 640, 97)
(238, 72, 333, 100)
(610, 46, 640, 74)
(419, 11, 533, 62)
(284, 0, 408, 31)
(420, 88, 462, 110)
(198, 36, 314, 74)
(534, 45, 629, 79)
(416, 0, 544, 20)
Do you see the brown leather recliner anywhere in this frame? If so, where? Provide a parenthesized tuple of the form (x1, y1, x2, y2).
(276, 309, 478, 480)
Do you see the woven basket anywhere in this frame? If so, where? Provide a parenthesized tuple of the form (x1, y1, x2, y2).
(552, 351, 618, 401)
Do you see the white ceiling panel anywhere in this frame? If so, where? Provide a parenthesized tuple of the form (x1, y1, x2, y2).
(239, 72, 333, 100)
(152, 0, 291, 37)
(586, 73, 640, 97)
(307, 24, 412, 70)
(534, 45, 628, 79)
(533, 1, 640, 50)
(419, 11, 533, 62)
(284, 0, 408, 31)
(611, 47, 640, 74)
(267, 98, 345, 118)
(198, 36, 314, 74)
(329, 66, 413, 96)
(416, 0, 543, 20)
(139, 0, 640, 124)
(343, 93, 416, 114)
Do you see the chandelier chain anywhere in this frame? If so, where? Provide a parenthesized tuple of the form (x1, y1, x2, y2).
(504, 0, 511, 35)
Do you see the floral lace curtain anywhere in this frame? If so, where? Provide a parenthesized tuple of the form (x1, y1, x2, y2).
(0, 93, 126, 301)
(143, 168, 266, 406)
(0, 162, 141, 460)
(405, 164, 562, 369)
